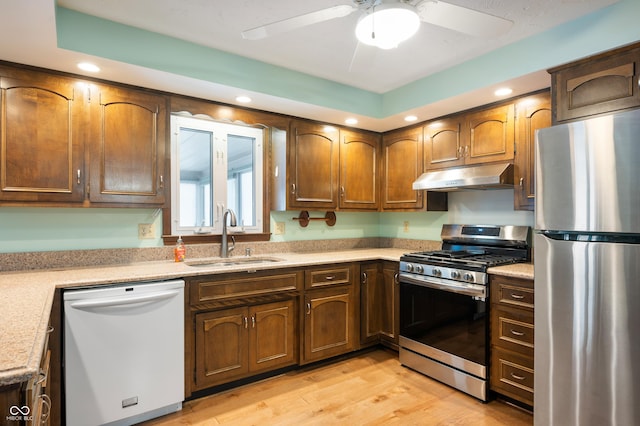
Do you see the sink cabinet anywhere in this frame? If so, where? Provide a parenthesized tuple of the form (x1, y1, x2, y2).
(194, 300, 296, 389)
(188, 269, 301, 393)
(490, 274, 534, 407)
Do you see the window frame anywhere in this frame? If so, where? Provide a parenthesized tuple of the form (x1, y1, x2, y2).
(169, 114, 265, 239)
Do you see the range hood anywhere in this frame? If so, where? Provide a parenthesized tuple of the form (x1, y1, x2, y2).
(412, 163, 514, 191)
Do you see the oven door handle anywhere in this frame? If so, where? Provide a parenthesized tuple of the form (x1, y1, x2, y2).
(399, 273, 486, 299)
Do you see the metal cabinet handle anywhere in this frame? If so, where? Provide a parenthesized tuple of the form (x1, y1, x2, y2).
(510, 373, 526, 381)
(36, 370, 47, 385)
(77, 169, 81, 185)
(325, 275, 336, 281)
(394, 272, 399, 284)
(340, 186, 345, 197)
(361, 272, 367, 284)
(251, 315, 256, 328)
(519, 177, 524, 188)
(159, 175, 164, 189)
(464, 145, 469, 157)
(47, 325, 54, 334)
(457, 146, 463, 159)
(40, 393, 52, 422)
(243, 316, 248, 329)
(510, 330, 525, 336)
(306, 303, 311, 315)
(291, 183, 296, 195)
(510, 293, 525, 300)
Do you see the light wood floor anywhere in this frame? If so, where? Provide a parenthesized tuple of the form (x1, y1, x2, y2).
(144, 349, 533, 425)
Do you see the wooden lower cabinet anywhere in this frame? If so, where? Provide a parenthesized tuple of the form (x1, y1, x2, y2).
(360, 261, 399, 348)
(302, 275, 358, 364)
(490, 275, 534, 407)
(194, 299, 296, 390)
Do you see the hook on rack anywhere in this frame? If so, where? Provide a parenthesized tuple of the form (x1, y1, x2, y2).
(292, 211, 337, 227)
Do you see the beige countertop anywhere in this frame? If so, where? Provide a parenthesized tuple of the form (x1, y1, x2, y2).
(0, 248, 534, 386)
(0, 248, 406, 386)
(488, 262, 534, 280)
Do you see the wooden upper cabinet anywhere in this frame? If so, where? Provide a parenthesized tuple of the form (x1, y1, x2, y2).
(381, 127, 423, 210)
(339, 129, 379, 210)
(0, 70, 85, 202)
(514, 91, 551, 211)
(550, 43, 640, 123)
(464, 103, 514, 165)
(288, 120, 339, 210)
(423, 116, 465, 170)
(89, 84, 166, 205)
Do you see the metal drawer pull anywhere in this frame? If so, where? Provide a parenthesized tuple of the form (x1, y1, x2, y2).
(510, 330, 525, 336)
(306, 303, 311, 315)
(36, 371, 47, 385)
(47, 325, 54, 334)
(77, 169, 81, 185)
(41, 393, 52, 421)
(510, 293, 525, 300)
(325, 275, 336, 281)
(510, 373, 526, 381)
(361, 272, 367, 284)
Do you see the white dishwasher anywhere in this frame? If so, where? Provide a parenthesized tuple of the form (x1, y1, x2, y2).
(64, 280, 184, 426)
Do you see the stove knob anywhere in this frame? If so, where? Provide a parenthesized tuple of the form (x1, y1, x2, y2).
(463, 273, 474, 282)
(432, 268, 442, 277)
(451, 271, 460, 279)
(415, 265, 424, 274)
(405, 263, 414, 272)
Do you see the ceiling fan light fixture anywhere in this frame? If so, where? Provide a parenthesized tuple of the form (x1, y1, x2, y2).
(355, 3, 420, 49)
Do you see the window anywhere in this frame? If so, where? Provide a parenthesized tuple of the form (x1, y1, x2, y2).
(170, 115, 264, 236)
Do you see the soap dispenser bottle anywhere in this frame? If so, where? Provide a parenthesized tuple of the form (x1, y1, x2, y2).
(174, 236, 186, 262)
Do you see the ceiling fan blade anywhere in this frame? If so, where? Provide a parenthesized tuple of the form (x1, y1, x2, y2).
(241, 5, 356, 40)
(417, 1, 513, 38)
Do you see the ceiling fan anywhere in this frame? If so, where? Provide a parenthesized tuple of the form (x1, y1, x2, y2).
(241, 0, 513, 49)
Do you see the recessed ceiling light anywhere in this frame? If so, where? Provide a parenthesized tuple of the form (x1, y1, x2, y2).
(77, 62, 100, 73)
(404, 115, 418, 122)
(345, 118, 358, 125)
(494, 87, 513, 97)
(235, 95, 252, 103)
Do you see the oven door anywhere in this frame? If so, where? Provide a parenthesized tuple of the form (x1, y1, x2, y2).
(399, 273, 488, 376)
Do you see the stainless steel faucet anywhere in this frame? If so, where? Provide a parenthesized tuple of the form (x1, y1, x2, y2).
(220, 209, 237, 258)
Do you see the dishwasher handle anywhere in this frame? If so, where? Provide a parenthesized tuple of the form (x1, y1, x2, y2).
(69, 289, 181, 310)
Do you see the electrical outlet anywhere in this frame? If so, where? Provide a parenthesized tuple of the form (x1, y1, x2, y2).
(403, 221, 409, 233)
(138, 223, 155, 239)
(274, 222, 285, 235)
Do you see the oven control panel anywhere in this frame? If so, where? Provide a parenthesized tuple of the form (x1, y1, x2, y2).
(399, 261, 488, 285)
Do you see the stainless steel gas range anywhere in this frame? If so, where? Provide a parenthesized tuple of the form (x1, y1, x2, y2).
(398, 224, 531, 401)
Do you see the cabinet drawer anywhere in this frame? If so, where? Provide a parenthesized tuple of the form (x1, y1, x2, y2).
(491, 347, 534, 406)
(491, 276, 534, 309)
(491, 306, 534, 355)
(305, 266, 352, 289)
(190, 271, 300, 305)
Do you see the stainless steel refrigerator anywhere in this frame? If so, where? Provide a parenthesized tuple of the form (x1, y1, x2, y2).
(534, 109, 640, 426)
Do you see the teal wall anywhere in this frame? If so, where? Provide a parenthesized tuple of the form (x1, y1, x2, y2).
(0, 190, 533, 253)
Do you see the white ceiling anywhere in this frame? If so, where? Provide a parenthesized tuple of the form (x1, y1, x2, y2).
(0, 0, 620, 130)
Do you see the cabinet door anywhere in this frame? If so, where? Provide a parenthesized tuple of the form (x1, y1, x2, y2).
(514, 92, 551, 211)
(0, 72, 85, 202)
(551, 45, 640, 123)
(423, 116, 465, 170)
(339, 129, 379, 210)
(249, 300, 296, 373)
(359, 262, 381, 345)
(303, 285, 356, 363)
(89, 85, 166, 204)
(379, 261, 399, 346)
(288, 120, 338, 210)
(381, 127, 423, 210)
(464, 104, 514, 165)
(195, 307, 249, 389)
